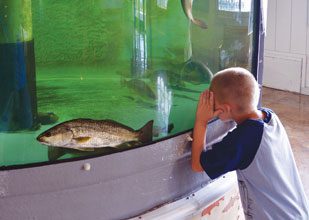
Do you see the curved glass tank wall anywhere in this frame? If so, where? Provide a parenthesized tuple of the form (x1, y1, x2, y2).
(0, 0, 255, 168)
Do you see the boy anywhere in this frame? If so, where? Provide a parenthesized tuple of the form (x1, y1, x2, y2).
(191, 67, 309, 219)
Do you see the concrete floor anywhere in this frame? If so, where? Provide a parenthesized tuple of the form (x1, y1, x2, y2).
(262, 87, 309, 198)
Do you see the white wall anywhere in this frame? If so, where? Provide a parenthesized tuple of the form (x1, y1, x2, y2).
(263, 0, 309, 95)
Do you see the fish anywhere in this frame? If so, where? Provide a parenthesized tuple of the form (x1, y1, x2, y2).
(150, 69, 186, 88)
(45, 121, 173, 161)
(202, 197, 224, 216)
(47, 141, 140, 161)
(181, 59, 213, 84)
(123, 95, 135, 101)
(122, 78, 156, 100)
(47, 146, 108, 161)
(135, 99, 157, 109)
(37, 112, 59, 125)
(222, 195, 239, 213)
(123, 96, 157, 110)
(181, 0, 208, 29)
(37, 119, 153, 151)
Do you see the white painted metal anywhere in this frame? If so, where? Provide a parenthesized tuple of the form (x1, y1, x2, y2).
(129, 172, 244, 220)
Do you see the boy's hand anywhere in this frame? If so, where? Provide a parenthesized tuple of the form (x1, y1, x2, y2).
(195, 90, 222, 125)
(192, 90, 222, 172)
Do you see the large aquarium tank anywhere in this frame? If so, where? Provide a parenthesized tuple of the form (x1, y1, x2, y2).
(0, 0, 257, 168)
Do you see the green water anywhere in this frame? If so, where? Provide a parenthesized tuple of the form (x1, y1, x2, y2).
(0, 0, 254, 167)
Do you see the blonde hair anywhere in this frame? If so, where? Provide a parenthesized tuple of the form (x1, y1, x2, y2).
(210, 67, 260, 114)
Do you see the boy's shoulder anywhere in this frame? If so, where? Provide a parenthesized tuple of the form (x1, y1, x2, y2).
(259, 107, 273, 123)
(232, 119, 264, 144)
(237, 107, 273, 130)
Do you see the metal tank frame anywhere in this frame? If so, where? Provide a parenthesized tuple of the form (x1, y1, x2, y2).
(0, 120, 235, 220)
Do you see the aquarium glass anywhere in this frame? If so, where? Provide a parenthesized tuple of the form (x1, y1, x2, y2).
(0, 0, 255, 167)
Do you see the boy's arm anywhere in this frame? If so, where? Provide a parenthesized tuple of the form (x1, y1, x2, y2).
(191, 90, 222, 172)
(192, 121, 207, 172)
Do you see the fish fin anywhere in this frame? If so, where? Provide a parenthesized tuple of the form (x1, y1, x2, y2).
(117, 141, 140, 149)
(168, 123, 174, 133)
(124, 95, 135, 101)
(138, 120, 153, 143)
(48, 147, 66, 161)
(72, 147, 94, 152)
(73, 137, 91, 143)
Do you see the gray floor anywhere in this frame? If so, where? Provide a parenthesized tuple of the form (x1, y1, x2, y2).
(262, 87, 309, 198)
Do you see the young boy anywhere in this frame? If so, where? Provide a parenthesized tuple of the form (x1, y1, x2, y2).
(191, 67, 309, 219)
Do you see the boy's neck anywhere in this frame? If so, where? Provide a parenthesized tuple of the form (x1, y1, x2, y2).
(233, 109, 265, 124)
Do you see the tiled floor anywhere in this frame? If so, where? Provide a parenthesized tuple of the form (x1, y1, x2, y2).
(262, 87, 309, 198)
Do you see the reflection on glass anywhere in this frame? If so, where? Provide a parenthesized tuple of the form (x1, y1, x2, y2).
(157, 0, 168, 9)
(0, 0, 255, 167)
(133, 0, 148, 77)
(156, 76, 172, 136)
(218, 0, 252, 12)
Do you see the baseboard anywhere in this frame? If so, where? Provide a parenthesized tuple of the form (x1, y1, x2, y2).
(263, 50, 306, 94)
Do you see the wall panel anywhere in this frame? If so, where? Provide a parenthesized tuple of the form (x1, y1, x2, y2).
(290, 0, 307, 54)
(264, 0, 276, 51)
(275, 0, 291, 52)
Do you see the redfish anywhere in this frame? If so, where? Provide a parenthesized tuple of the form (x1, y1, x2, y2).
(37, 119, 153, 151)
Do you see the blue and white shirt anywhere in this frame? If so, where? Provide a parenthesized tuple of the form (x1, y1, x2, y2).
(200, 108, 309, 219)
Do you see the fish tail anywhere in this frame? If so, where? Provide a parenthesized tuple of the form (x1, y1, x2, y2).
(192, 19, 208, 29)
(138, 120, 153, 143)
(181, 0, 207, 29)
(48, 147, 66, 161)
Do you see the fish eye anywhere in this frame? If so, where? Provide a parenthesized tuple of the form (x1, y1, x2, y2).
(45, 132, 52, 137)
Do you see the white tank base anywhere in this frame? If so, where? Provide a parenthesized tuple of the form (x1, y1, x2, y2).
(130, 172, 245, 220)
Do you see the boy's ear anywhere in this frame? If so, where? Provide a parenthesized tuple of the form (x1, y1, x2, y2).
(221, 103, 228, 111)
(222, 103, 232, 114)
